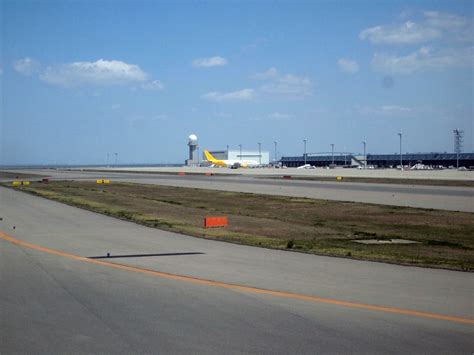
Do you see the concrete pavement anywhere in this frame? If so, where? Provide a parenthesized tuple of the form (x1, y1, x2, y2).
(2, 168, 473, 211)
(1, 186, 473, 353)
(87, 166, 474, 181)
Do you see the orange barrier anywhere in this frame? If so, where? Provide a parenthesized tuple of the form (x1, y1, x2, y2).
(204, 173, 214, 176)
(283, 175, 292, 179)
(178, 172, 186, 176)
(204, 216, 228, 228)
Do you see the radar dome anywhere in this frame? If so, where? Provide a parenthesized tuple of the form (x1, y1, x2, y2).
(188, 134, 198, 142)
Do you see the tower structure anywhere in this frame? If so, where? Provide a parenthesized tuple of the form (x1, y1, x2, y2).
(453, 129, 464, 168)
(186, 134, 198, 166)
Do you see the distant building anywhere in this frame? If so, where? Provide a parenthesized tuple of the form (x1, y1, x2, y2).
(367, 153, 474, 168)
(204, 149, 270, 165)
(280, 153, 474, 168)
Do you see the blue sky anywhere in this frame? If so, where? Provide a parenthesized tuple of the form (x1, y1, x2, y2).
(1, 0, 472, 165)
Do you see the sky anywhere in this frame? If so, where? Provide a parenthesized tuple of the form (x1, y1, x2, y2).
(1, 0, 473, 165)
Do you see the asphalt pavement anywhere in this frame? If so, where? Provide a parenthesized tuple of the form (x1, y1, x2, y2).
(1, 186, 473, 353)
(2, 168, 474, 211)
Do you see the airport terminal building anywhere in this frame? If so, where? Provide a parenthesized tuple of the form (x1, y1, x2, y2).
(205, 149, 270, 165)
(280, 152, 474, 168)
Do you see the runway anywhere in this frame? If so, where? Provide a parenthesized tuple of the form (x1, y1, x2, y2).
(1, 186, 473, 353)
(2, 168, 474, 211)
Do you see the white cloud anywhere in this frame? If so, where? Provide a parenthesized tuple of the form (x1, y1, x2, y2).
(372, 46, 473, 74)
(249, 112, 295, 122)
(39, 59, 148, 86)
(338, 58, 359, 74)
(424, 11, 473, 43)
(254, 68, 313, 98)
(361, 11, 473, 75)
(423, 11, 467, 29)
(380, 105, 412, 113)
(260, 73, 312, 98)
(357, 104, 413, 116)
(13, 57, 41, 75)
(360, 11, 472, 45)
(241, 37, 267, 52)
(155, 114, 168, 120)
(203, 68, 312, 103)
(201, 88, 254, 102)
(252, 67, 279, 80)
(192, 56, 228, 68)
(15, 58, 163, 90)
(360, 21, 441, 45)
(141, 80, 164, 91)
(267, 112, 294, 120)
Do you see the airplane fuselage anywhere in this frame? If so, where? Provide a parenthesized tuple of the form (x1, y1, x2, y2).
(204, 150, 259, 168)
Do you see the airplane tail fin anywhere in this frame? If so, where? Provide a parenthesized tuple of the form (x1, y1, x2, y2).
(204, 150, 218, 162)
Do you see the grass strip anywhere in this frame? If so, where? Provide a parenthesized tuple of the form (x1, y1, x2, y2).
(5, 181, 473, 271)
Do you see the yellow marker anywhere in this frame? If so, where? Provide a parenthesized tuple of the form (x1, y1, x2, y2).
(12, 181, 21, 186)
(96, 179, 103, 184)
(336, 176, 343, 181)
(103, 179, 111, 184)
(22, 181, 30, 185)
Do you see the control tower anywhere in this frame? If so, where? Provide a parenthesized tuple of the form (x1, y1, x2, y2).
(185, 134, 198, 166)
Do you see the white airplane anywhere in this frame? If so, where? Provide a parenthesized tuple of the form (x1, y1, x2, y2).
(296, 164, 314, 169)
(204, 150, 259, 168)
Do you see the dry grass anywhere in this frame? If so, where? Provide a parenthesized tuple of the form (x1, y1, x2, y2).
(8, 180, 474, 271)
(0, 171, 45, 180)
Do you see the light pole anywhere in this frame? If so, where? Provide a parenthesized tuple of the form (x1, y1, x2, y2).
(362, 141, 366, 169)
(331, 143, 335, 166)
(197, 147, 200, 165)
(303, 139, 307, 165)
(453, 129, 463, 169)
(114, 152, 118, 167)
(343, 146, 347, 167)
(107, 153, 110, 168)
(239, 144, 242, 161)
(274, 141, 278, 163)
(258, 142, 262, 165)
(398, 133, 403, 170)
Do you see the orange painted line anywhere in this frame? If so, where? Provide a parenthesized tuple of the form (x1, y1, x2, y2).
(1, 230, 473, 325)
